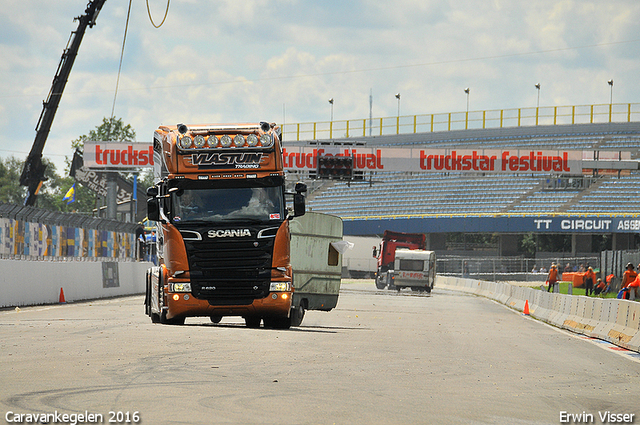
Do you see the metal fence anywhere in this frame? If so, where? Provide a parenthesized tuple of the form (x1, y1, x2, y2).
(0, 203, 142, 261)
(282, 102, 640, 141)
(437, 255, 599, 283)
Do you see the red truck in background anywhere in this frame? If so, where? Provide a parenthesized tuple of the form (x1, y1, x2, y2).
(375, 230, 435, 293)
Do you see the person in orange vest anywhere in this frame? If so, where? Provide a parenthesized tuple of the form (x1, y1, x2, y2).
(621, 263, 637, 289)
(583, 266, 596, 296)
(547, 263, 559, 293)
(627, 265, 640, 299)
(594, 278, 607, 296)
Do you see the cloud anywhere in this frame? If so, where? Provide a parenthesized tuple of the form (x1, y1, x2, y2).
(1, 0, 639, 173)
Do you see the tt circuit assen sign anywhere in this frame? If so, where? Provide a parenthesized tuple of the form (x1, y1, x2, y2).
(84, 142, 154, 169)
(343, 216, 640, 236)
(283, 147, 583, 175)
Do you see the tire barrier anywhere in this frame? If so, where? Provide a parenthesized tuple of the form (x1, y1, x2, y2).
(437, 275, 640, 353)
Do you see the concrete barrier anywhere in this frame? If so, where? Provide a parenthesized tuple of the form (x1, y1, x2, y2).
(436, 275, 640, 353)
(0, 259, 152, 307)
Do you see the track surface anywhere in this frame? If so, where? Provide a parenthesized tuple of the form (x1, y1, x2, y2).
(1, 282, 639, 425)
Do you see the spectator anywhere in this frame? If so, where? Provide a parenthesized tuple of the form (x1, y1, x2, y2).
(621, 263, 637, 289)
(547, 263, 559, 293)
(583, 267, 596, 296)
(628, 265, 640, 299)
(531, 264, 538, 273)
(564, 263, 572, 273)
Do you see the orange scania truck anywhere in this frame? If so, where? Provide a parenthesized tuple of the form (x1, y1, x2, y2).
(144, 122, 313, 328)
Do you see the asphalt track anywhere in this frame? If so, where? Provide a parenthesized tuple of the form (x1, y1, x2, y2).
(1, 281, 639, 425)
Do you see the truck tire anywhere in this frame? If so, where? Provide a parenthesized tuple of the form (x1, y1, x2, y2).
(245, 316, 261, 328)
(161, 310, 185, 325)
(290, 302, 305, 327)
(264, 316, 291, 330)
(146, 272, 161, 323)
(210, 315, 222, 324)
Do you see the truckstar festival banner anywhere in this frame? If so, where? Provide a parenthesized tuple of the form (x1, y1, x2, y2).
(84, 142, 154, 169)
(282, 147, 584, 175)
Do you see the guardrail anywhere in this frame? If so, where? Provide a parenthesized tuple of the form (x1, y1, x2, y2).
(437, 275, 640, 353)
(282, 103, 639, 142)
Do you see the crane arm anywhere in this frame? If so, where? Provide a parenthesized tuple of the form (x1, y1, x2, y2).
(20, 0, 107, 206)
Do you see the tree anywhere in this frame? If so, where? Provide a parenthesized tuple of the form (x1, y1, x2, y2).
(0, 157, 26, 205)
(65, 117, 139, 214)
(70, 116, 136, 154)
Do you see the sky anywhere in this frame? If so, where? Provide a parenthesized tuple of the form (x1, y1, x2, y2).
(1, 0, 639, 174)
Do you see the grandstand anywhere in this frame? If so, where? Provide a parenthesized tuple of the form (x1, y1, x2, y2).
(282, 121, 640, 273)
(300, 122, 640, 219)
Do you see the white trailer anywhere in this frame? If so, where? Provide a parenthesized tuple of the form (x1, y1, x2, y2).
(389, 249, 436, 293)
(289, 212, 344, 325)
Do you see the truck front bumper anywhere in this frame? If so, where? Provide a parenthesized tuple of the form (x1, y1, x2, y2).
(164, 291, 292, 320)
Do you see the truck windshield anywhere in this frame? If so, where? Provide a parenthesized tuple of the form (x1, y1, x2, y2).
(171, 186, 284, 223)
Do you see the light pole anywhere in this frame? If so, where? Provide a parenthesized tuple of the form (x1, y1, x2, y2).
(464, 88, 470, 129)
(464, 87, 470, 113)
(328, 98, 334, 122)
(395, 93, 401, 134)
(535, 83, 541, 125)
(607, 79, 614, 123)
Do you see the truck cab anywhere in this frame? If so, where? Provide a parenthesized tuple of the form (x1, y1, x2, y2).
(144, 122, 307, 328)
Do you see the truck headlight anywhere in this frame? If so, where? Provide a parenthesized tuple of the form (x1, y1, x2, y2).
(170, 282, 192, 292)
(178, 136, 193, 149)
(269, 282, 291, 292)
(260, 133, 274, 147)
(193, 135, 206, 148)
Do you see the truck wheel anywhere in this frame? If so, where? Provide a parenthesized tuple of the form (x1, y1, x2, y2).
(264, 316, 291, 330)
(161, 310, 185, 325)
(290, 302, 305, 327)
(210, 315, 222, 324)
(146, 272, 161, 323)
(426, 286, 432, 294)
(375, 278, 386, 290)
(245, 316, 261, 328)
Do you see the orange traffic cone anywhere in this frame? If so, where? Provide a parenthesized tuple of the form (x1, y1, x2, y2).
(523, 299, 530, 316)
(59, 287, 66, 304)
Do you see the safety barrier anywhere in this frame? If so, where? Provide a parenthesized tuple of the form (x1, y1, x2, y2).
(437, 275, 640, 353)
(0, 259, 152, 308)
(0, 203, 141, 261)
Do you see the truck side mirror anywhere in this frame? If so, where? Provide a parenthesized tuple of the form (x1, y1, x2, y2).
(293, 193, 305, 217)
(293, 182, 307, 217)
(146, 186, 160, 222)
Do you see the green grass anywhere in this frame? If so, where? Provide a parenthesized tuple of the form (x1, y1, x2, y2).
(537, 281, 619, 298)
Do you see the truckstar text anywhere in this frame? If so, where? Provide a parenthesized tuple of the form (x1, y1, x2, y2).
(94, 145, 154, 166)
(419, 151, 570, 172)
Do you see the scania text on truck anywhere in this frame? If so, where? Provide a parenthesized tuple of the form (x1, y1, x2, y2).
(144, 122, 310, 328)
(374, 230, 435, 292)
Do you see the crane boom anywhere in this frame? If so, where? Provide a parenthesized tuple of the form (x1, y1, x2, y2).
(20, 0, 107, 206)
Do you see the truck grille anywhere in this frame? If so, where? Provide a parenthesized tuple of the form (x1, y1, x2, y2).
(182, 228, 275, 305)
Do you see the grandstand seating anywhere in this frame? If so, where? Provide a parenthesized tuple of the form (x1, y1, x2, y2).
(303, 127, 640, 218)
